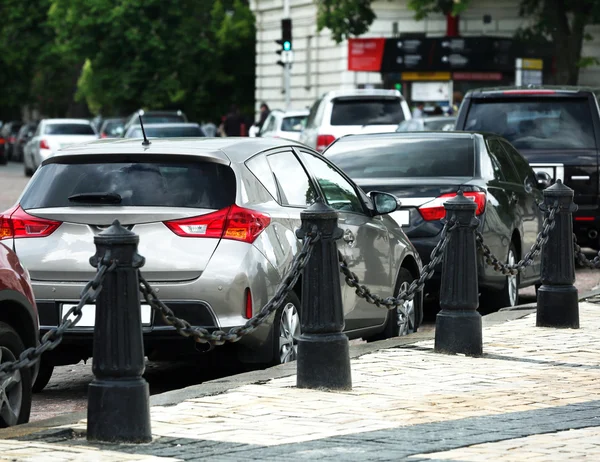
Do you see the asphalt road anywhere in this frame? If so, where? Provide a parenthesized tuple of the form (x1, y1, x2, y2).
(1, 160, 600, 423)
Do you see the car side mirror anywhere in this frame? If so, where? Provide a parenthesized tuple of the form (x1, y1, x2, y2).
(368, 191, 398, 215)
(536, 171, 552, 189)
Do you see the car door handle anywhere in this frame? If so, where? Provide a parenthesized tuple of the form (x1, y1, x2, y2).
(343, 229, 355, 243)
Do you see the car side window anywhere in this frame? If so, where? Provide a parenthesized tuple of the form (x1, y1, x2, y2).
(266, 151, 317, 206)
(501, 140, 537, 187)
(487, 138, 520, 184)
(245, 153, 279, 201)
(260, 114, 276, 136)
(306, 98, 322, 128)
(300, 151, 364, 214)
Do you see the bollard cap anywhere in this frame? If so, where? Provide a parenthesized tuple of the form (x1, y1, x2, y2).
(543, 179, 574, 198)
(94, 220, 139, 246)
(443, 190, 477, 211)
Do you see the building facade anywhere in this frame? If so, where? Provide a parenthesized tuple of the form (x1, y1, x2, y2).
(250, 0, 600, 115)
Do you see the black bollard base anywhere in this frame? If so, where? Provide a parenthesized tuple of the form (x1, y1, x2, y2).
(87, 378, 152, 443)
(297, 333, 352, 391)
(536, 285, 579, 328)
(435, 309, 482, 356)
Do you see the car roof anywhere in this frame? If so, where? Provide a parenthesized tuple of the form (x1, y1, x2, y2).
(51, 137, 302, 164)
(467, 85, 600, 97)
(323, 89, 403, 100)
(43, 118, 93, 125)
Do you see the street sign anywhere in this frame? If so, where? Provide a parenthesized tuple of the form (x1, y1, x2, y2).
(401, 72, 451, 81)
(515, 57, 543, 86)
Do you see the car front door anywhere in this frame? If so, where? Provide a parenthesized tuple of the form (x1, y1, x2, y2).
(297, 148, 392, 331)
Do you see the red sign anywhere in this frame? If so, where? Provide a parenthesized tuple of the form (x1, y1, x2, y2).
(348, 38, 386, 72)
(452, 72, 503, 81)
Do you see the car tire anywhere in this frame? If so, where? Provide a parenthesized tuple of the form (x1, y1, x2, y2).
(480, 241, 519, 313)
(0, 322, 32, 427)
(271, 292, 301, 366)
(24, 159, 33, 177)
(32, 358, 54, 393)
(366, 267, 421, 342)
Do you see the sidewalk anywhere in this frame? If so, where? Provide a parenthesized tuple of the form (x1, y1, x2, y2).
(2, 301, 600, 461)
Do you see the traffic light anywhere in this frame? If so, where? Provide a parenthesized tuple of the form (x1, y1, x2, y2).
(275, 19, 293, 67)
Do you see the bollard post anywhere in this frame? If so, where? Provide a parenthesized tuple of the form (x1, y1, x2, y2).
(295, 201, 352, 390)
(87, 220, 151, 443)
(435, 191, 482, 356)
(536, 180, 579, 328)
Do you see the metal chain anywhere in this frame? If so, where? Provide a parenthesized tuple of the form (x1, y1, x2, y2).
(573, 234, 600, 269)
(338, 220, 458, 311)
(476, 201, 559, 276)
(139, 232, 318, 346)
(0, 260, 116, 381)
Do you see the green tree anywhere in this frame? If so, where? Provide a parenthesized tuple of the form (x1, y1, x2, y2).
(315, 0, 600, 85)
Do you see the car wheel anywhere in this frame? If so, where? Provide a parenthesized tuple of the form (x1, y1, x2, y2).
(0, 322, 32, 427)
(32, 357, 54, 393)
(480, 241, 519, 312)
(366, 267, 420, 342)
(272, 292, 301, 365)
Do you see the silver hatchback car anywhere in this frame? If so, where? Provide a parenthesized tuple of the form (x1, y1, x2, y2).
(0, 138, 422, 387)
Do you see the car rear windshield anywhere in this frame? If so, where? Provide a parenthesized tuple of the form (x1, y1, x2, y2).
(141, 115, 186, 124)
(128, 126, 204, 138)
(464, 98, 597, 150)
(325, 137, 475, 178)
(103, 121, 124, 136)
(20, 160, 236, 209)
(281, 116, 306, 132)
(44, 124, 96, 135)
(330, 98, 405, 126)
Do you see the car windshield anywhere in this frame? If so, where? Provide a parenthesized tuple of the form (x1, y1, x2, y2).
(103, 121, 124, 136)
(464, 98, 597, 150)
(330, 98, 405, 126)
(20, 160, 235, 209)
(325, 137, 475, 178)
(128, 126, 204, 138)
(281, 116, 307, 132)
(44, 124, 95, 135)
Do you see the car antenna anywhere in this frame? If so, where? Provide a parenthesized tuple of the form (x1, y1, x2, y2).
(138, 113, 150, 146)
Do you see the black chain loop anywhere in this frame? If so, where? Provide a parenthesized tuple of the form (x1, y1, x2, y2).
(338, 220, 458, 315)
(0, 260, 116, 381)
(476, 201, 559, 275)
(139, 231, 319, 346)
(573, 234, 600, 268)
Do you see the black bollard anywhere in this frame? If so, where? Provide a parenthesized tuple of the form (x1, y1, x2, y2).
(295, 201, 352, 391)
(536, 180, 579, 328)
(87, 220, 151, 443)
(435, 191, 482, 356)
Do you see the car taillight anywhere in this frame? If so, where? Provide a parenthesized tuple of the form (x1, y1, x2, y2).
(163, 205, 270, 244)
(0, 137, 5, 145)
(316, 134, 335, 152)
(244, 289, 252, 319)
(419, 192, 486, 222)
(0, 205, 61, 240)
(40, 139, 50, 149)
(100, 133, 107, 138)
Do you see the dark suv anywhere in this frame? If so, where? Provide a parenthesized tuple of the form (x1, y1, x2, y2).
(456, 87, 600, 249)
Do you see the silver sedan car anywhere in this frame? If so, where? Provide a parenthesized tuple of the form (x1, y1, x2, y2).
(0, 138, 422, 388)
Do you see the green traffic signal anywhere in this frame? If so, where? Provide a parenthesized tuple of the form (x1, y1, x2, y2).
(395, 83, 402, 91)
(283, 41, 291, 51)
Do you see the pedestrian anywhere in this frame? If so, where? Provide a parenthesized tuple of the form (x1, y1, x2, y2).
(224, 105, 243, 137)
(412, 102, 425, 118)
(256, 102, 270, 131)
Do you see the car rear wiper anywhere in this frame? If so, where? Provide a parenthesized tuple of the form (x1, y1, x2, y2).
(68, 192, 122, 204)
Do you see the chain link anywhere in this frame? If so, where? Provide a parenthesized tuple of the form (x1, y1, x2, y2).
(0, 259, 116, 381)
(573, 234, 600, 269)
(476, 201, 559, 276)
(338, 220, 458, 312)
(139, 232, 318, 346)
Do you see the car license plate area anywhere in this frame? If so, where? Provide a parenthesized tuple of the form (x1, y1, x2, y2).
(61, 304, 152, 327)
(390, 210, 410, 227)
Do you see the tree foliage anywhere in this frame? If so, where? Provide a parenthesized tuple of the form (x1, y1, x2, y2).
(0, 0, 256, 122)
(315, 0, 600, 84)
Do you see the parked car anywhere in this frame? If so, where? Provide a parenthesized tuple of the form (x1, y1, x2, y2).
(13, 123, 38, 163)
(99, 118, 125, 138)
(455, 86, 600, 250)
(299, 89, 411, 152)
(122, 110, 187, 135)
(123, 123, 205, 138)
(1, 137, 423, 389)
(0, 122, 23, 161)
(397, 116, 456, 132)
(256, 109, 309, 141)
(23, 119, 98, 177)
(0, 242, 40, 426)
(324, 132, 546, 310)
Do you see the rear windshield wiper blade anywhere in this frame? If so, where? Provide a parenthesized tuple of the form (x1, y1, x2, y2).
(68, 192, 122, 204)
